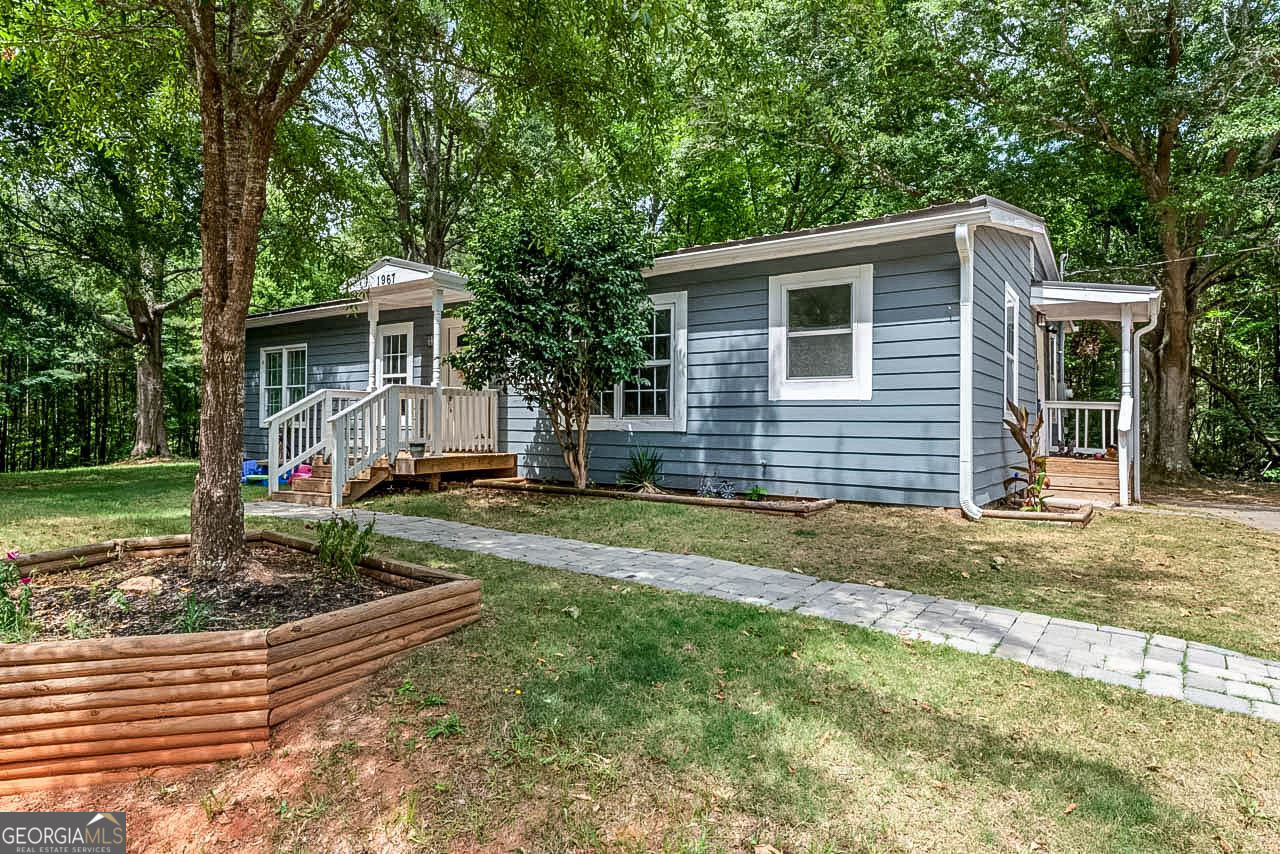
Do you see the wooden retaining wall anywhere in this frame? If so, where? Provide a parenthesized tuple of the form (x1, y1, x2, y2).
(0, 530, 481, 796)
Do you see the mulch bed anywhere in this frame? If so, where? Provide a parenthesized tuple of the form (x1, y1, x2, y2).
(22, 542, 401, 641)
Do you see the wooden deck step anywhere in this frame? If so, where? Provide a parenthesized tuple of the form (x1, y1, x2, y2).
(1045, 457, 1124, 505)
(268, 453, 514, 507)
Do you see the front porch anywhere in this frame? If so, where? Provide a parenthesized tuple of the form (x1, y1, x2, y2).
(1032, 280, 1162, 506)
(261, 266, 508, 507)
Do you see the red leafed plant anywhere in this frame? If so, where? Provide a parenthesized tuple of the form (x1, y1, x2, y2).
(1003, 400, 1051, 511)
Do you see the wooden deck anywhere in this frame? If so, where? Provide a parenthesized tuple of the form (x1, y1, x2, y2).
(1044, 456, 1127, 506)
(273, 452, 517, 507)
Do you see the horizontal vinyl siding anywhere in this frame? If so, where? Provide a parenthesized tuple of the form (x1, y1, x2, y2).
(971, 227, 1038, 506)
(502, 234, 962, 506)
(242, 307, 436, 460)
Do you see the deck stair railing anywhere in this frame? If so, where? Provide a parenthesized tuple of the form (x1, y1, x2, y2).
(325, 384, 499, 507)
(264, 388, 366, 496)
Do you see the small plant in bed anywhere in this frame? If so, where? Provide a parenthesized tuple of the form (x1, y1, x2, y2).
(1003, 400, 1051, 511)
(316, 512, 376, 582)
(0, 554, 36, 642)
(618, 446, 665, 493)
(744, 485, 769, 502)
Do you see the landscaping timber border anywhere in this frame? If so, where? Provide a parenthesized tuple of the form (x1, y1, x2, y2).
(471, 477, 837, 516)
(0, 530, 481, 796)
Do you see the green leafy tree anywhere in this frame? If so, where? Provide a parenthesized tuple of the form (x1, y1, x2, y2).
(449, 204, 654, 487)
(920, 0, 1280, 475)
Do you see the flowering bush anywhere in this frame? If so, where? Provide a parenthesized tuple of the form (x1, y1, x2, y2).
(1, 551, 36, 642)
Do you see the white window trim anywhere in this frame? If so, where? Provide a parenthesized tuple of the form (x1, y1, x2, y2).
(768, 264, 873, 401)
(590, 291, 688, 432)
(375, 321, 416, 386)
(1004, 283, 1020, 406)
(259, 343, 307, 427)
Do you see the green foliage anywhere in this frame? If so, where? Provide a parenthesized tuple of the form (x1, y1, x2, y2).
(450, 203, 654, 487)
(316, 512, 376, 583)
(1002, 401, 1051, 512)
(425, 713, 463, 740)
(176, 595, 211, 633)
(618, 446, 664, 493)
(744, 485, 769, 502)
(0, 558, 35, 642)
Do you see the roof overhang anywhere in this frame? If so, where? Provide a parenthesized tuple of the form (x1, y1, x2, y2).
(645, 197, 1057, 278)
(1032, 281, 1162, 324)
(246, 260, 470, 329)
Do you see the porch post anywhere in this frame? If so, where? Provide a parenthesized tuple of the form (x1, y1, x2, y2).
(1035, 320, 1049, 455)
(366, 299, 380, 391)
(1118, 304, 1133, 506)
(1132, 329, 1143, 503)
(432, 287, 444, 386)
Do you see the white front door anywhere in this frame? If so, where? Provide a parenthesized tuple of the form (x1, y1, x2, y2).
(440, 317, 467, 387)
(376, 322, 415, 386)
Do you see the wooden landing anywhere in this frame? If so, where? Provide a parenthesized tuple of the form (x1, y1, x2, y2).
(271, 452, 517, 507)
(1044, 457, 1126, 505)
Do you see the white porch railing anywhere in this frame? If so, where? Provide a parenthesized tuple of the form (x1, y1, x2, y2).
(326, 385, 499, 507)
(264, 388, 366, 495)
(1041, 400, 1121, 456)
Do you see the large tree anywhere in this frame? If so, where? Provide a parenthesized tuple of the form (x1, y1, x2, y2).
(922, 0, 1280, 475)
(0, 49, 202, 458)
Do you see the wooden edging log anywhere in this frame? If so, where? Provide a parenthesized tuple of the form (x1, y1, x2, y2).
(471, 477, 838, 516)
(267, 611, 480, 726)
(0, 741, 263, 785)
(1, 629, 268, 666)
(0, 663, 268, 700)
(0, 727, 270, 766)
(0, 696, 269, 736)
(266, 579, 480, 646)
(268, 603, 481, 693)
(0, 648, 266, 685)
(0, 710, 269, 750)
(0, 678, 269, 718)
(0, 761, 218, 798)
(267, 591, 482, 673)
(979, 505, 1094, 528)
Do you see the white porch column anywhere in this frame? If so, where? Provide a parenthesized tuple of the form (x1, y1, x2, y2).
(1035, 320, 1049, 455)
(1132, 329, 1143, 503)
(366, 299, 380, 390)
(1118, 304, 1133, 506)
(432, 287, 444, 386)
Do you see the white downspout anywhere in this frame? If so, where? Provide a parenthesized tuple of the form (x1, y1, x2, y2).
(1131, 300, 1160, 503)
(955, 224, 982, 520)
(1118, 304, 1133, 506)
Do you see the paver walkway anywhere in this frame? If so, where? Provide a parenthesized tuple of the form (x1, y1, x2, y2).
(249, 501, 1280, 722)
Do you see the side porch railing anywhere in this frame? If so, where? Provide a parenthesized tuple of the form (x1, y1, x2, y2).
(1041, 400, 1121, 456)
(264, 388, 366, 496)
(326, 385, 499, 507)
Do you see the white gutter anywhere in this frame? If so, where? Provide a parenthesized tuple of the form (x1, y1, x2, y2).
(954, 223, 982, 520)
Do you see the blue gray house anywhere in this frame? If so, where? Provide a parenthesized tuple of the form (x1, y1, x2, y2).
(243, 196, 1159, 512)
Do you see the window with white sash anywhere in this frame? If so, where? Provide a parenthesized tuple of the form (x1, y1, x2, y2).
(1004, 284, 1020, 405)
(768, 264, 873, 400)
(259, 344, 307, 425)
(591, 292, 687, 431)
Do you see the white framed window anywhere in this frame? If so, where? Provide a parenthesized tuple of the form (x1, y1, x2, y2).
(1004, 284, 1020, 405)
(590, 291, 687, 432)
(768, 264, 873, 401)
(376, 322, 415, 385)
(259, 344, 307, 425)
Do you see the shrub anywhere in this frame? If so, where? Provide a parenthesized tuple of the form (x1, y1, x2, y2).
(618, 446, 664, 493)
(316, 512, 375, 582)
(744, 485, 768, 502)
(1002, 400, 1051, 511)
(0, 554, 35, 642)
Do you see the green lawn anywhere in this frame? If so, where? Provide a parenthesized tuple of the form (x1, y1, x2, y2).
(4, 464, 1280, 851)
(360, 488, 1280, 660)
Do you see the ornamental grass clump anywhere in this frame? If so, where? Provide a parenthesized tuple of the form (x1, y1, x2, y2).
(618, 446, 665, 493)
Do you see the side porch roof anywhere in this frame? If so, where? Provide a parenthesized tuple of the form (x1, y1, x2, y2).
(1032, 280, 1162, 324)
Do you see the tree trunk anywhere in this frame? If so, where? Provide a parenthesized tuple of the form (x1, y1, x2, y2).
(1151, 258, 1196, 477)
(131, 313, 170, 457)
